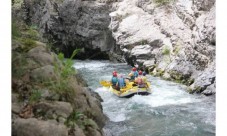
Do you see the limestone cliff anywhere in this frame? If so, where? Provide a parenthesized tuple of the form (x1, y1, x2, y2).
(108, 0, 215, 95)
(21, 0, 215, 95)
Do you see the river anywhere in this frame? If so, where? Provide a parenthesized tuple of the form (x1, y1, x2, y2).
(73, 60, 215, 136)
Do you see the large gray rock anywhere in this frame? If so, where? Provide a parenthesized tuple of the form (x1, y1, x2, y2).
(73, 124, 86, 136)
(131, 45, 153, 58)
(30, 65, 56, 82)
(12, 118, 68, 136)
(34, 101, 73, 119)
(202, 82, 216, 96)
(28, 45, 55, 66)
(72, 87, 107, 128)
(193, 0, 215, 11)
(190, 61, 216, 93)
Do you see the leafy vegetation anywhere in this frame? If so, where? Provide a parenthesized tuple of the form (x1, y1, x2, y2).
(12, 53, 28, 78)
(140, 39, 149, 45)
(154, 0, 174, 6)
(65, 111, 98, 130)
(162, 45, 171, 55)
(12, 21, 21, 38)
(56, 49, 81, 79)
(29, 89, 42, 104)
(12, 0, 23, 9)
(173, 45, 181, 55)
(41, 49, 81, 98)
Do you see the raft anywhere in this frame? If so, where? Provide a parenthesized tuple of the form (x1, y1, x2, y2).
(100, 81, 152, 98)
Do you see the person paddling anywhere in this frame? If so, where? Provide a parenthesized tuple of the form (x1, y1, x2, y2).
(135, 70, 147, 88)
(128, 67, 138, 81)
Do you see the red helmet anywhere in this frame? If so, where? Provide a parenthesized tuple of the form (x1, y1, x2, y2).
(132, 67, 137, 71)
(139, 70, 142, 75)
(113, 71, 117, 77)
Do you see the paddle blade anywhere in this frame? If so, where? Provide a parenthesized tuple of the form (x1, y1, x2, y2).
(100, 80, 112, 87)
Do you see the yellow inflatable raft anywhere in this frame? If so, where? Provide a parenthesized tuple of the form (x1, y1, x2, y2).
(100, 81, 152, 98)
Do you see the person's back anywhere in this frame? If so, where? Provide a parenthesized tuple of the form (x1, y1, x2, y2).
(118, 76, 125, 89)
(111, 71, 118, 86)
(112, 76, 118, 86)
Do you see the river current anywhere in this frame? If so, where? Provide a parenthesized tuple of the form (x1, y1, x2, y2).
(73, 60, 215, 136)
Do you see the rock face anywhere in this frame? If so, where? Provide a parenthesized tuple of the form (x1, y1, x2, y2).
(23, 0, 120, 60)
(21, 0, 215, 95)
(12, 16, 107, 135)
(13, 118, 68, 136)
(12, 40, 107, 135)
(108, 0, 215, 94)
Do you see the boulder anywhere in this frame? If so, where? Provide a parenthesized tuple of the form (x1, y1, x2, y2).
(30, 65, 56, 82)
(131, 45, 153, 59)
(190, 61, 215, 93)
(73, 124, 86, 136)
(202, 82, 216, 96)
(34, 101, 73, 119)
(28, 45, 55, 66)
(12, 118, 68, 136)
(72, 87, 107, 128)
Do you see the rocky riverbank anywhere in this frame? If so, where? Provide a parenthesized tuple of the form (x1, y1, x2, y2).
(20, 0, 215, 96)
(12, 3, 107, 136)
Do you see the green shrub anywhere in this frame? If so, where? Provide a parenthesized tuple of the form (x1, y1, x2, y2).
(22, 38, 36, 46)
(65, 111, 84, 128)
(154, 0, 174, 5)
(12, 53, 28, 78)
(43, 49, 81, 97)
(173, 45, 181, 55)
(12, 0, 23, 9)
(29, 89, 41, 104)
(12, 22, 21, 38)
(162, 45, 170, 55)
(30, 24, 38, 30)
(26, 29, 39, 40)
(56, 49, 81, 79)
(140, 39, 148, 45)
(65, 111, 97, 129)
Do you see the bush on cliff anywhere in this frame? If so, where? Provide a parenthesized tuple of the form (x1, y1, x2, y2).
(162, 45, 171, 55)
(154, 0, 175, 6)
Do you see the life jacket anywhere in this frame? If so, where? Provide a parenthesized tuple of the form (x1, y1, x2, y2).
(137, 77, 143, 85)
(130, 75, 135, 80)
(133, 71, 138, 78)
(141, 76, 147, 83)
(118, 78, 125, 88)
(111, 77, 118, 86)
